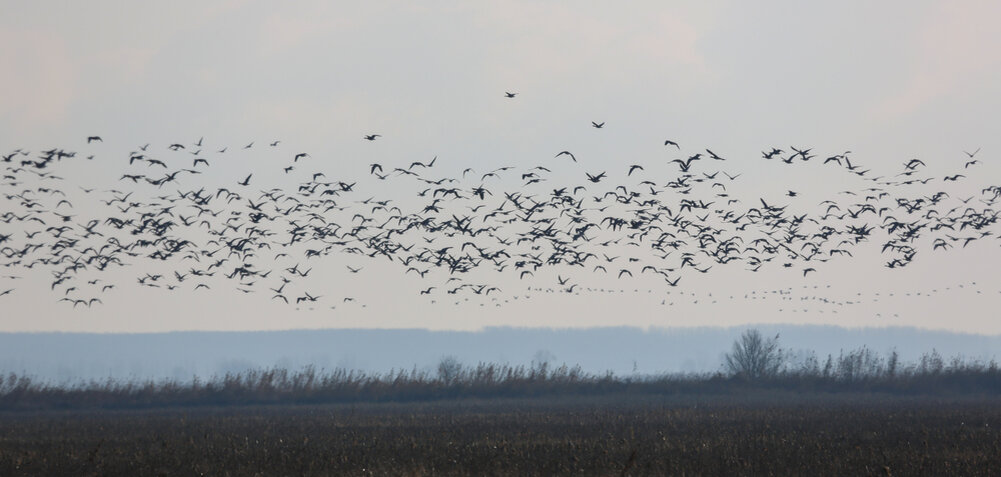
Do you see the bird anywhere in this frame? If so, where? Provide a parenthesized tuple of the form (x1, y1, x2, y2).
(86, 136, 102, 143)
(296, 292, 321, 304)
(504, 92, 517, 98)
(364, 134, 381, 141)
(664, 139, 680, 149)
(409, 157, 437, 170)
(238, 174, 252, 186)
(628, 165, 644, 176)
(671, 155, 700, 172)
(591, 121, 605, 129)
(762, 148, 783, 159)
(706, 149, 725, 161)
(556, 151, 577, 162)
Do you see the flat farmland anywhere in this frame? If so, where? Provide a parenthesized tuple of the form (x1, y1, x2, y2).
(1, 393, 999, 476)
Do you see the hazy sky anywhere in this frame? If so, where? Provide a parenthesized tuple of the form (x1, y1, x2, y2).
(2, 1, 1001, 334)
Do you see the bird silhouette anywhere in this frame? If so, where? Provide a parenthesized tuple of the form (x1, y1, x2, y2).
(556, 151, 577, 162)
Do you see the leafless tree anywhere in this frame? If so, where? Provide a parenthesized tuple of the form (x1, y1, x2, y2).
(724, 329, 784, 379)
(437, 355, 463, 385)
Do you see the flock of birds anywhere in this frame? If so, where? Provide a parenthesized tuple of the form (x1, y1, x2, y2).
(1, 96, 999, 313)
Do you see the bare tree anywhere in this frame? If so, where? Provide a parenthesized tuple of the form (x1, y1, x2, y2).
(437, 355, 463, 385)
(724, 329, 784, 379)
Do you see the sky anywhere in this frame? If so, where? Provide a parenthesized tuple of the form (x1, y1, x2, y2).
(1, 1, 1001, 334)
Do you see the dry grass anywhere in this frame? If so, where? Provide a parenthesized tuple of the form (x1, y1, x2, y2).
(0, 393, 999, 475)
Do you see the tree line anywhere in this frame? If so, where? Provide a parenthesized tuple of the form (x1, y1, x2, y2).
(722, 329, 994, 382)
(0, 329, 998, 410)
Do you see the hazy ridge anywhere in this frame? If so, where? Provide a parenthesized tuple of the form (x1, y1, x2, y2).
(2, 325, 999, 382)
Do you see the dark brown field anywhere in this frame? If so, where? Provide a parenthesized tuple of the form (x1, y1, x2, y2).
(1, 393, 999, 476)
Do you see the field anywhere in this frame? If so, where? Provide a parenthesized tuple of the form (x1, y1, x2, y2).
(1, 393, 999, 476)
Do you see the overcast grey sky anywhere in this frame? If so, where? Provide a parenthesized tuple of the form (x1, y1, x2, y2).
(2, 1, 1000, 334)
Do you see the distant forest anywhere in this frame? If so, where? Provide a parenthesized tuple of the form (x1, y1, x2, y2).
(1, 330, 999, 411)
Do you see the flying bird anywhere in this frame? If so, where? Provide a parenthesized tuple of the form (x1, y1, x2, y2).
(556, 151, 577, 162)
(409, 156, 437, 170)
(671, 155, 701, 172)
